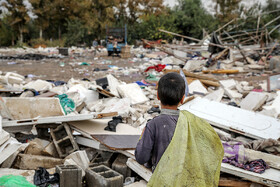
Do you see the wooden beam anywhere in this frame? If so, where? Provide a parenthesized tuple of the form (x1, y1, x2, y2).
(126, 158, 152, 182)
(219, 177, 251, 187)
(158, 29, 229, 49)
(163, 69, 218, 82)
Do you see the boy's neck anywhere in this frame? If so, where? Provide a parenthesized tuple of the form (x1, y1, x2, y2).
(161, 104, 178, 110)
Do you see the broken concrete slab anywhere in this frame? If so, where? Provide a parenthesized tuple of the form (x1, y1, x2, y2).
(100, 98, 131, 117)
(42, 142, 59, 157)
(24, 138, 50, 155)
(188, 80, 208, 95)
(240, 92, 268, 111)
(224, 88, 243, 100)
(204, 89, 224, 102)
(183, 60, 206, 72)
(219, 79, 236, 89)
(1, 144, 28, 168)
(65, 150, 90, 172)
(2, 97, 65, 120)
(14, 154, 63, 170)
(259, 109, 278, 118)
(263, 91, 280, 117)
(0, 130, 10, 146)
(107, 74, 125, 97)
(117, 83, 149, 105)
(179, 97, 280, 140)
(0, 137, 28, 165)
(0, 97, 13, 120)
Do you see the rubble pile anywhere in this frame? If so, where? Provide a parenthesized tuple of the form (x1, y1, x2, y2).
(0, 37, 280, 186)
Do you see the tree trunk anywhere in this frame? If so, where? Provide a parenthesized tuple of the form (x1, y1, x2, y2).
(39, 27, 43, 39)
(58, 26, 61, 40)
(12, 34, 14, 46)
(19, 26, 23, 44)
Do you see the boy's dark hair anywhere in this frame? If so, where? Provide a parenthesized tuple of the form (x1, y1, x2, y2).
(158, 73, 185, 106)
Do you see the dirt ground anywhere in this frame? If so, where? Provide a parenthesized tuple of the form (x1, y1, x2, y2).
(0, 52, 146, 83)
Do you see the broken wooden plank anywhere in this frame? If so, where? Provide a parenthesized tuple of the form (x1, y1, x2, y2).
(75, 136, 112, 152)
(69, 119, 141, 150)
(202, 70, 239, 74)
(126, 158, 152, 182)
(2, 112, 119, 133)
(179, 97, 280, 140)
(221, 163, 280, 186)
(92, 134, 140, 150)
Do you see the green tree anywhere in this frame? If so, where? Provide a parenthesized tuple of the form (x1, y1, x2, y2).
(215, 0, 241, 24)
(173, 0, 218, 40)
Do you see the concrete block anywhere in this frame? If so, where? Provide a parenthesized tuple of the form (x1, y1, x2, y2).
(117, 83, 149, 105)
(220, 79, 236, 89)
(240, 92, 268, 111)
(14, 154, 63, 170)
(50, 123, 79, 158)
(112, 154, 131, 181)
(56, 165, 82, 187)
(188, 80, 208, 95)
(85, 165, 123, 187)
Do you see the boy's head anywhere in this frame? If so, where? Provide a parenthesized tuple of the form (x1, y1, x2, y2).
(157, 73, 185, 106)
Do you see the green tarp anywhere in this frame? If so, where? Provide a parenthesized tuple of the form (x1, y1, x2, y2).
(148, 110, 224, 187)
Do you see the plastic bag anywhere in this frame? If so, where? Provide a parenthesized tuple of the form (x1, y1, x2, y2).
(0, 175, 35, 187)
(56, 94, 75, 114)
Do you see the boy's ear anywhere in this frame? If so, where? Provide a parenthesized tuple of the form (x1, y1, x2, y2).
(180, 95, 185, 104)
(157, 91, 160, 100)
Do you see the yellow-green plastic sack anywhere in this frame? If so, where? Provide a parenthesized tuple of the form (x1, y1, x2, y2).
(148, 110, 224, 187)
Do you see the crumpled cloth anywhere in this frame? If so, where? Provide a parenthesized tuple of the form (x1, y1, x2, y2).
(144, 64, 166, 72)
(147, 110, 224, 187)
(222, 141, 269, 174)
(223, 157, 269, 174)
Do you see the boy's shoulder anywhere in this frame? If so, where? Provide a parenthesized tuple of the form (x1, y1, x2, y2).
(146, 114, 170, 128)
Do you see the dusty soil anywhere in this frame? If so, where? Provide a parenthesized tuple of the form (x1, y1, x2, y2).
(0, 53, 146, 83)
